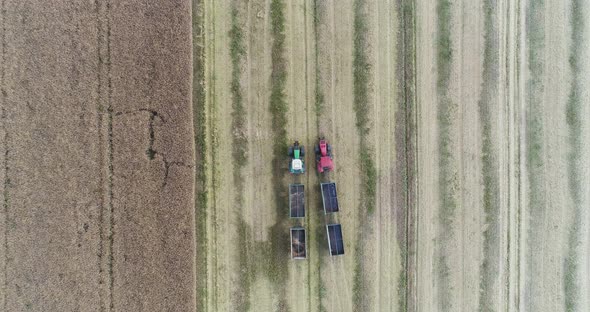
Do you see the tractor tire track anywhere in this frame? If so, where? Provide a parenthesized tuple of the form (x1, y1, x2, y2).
(371, 0, 407, 311)
(284, 0, 315, 310)
(415, 0, 438, 309)
(1, 0, 8, 309)
(207, 0, 236, 310)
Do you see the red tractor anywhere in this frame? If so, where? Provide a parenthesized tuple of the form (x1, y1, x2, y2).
(315, 138, 334, 173)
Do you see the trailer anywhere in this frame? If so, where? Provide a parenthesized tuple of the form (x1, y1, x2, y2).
(320, 182, 339, 213)
(289, 184, 305, 218)
(326, 224, 344, 256)
(290, 227, 307, 259)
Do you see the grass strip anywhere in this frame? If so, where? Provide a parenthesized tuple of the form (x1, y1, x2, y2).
(351, 0, 376, 309)
(564, 0, 584, 310)
(228, 3, 251, 310)
(397, 0, 417, 310)
(312, 3, 328, 310)
(436, 0, 457, 310)
(191, 0, 208, 309)
(477, 1, 501, 310)
(524, 0, 546, 307)
(313, 0, 325, 127)
(230, 5, 248, 172)
(262, 2, 290, 308)
(352, 0, 377, 214)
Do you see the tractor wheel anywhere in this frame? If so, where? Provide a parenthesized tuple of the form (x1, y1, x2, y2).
(300, 146, 305, 156)
(327, 144, 332, 155)
(314, 144, 320, 155)
(288, 147, 294, 157)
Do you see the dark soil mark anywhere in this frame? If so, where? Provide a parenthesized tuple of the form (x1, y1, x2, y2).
(146, 111, 160, 160)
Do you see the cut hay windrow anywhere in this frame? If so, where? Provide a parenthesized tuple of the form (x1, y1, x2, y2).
(265, 0, 290, 308)
(352, 0, 375, 309)
(204, 0, 221, 310)
(312, 2, 328, 311)
(228, 2, 251, 310)
(192, 0, 208, 310)
(313, 0, 325, 128)
(478, 0, 501, 310)
(435, 0, 457, 310)
(353, 0, 377, 215)
(396, 0, 417, 310)
(564, 0, 584, 310)
(524, 0, 546, 308)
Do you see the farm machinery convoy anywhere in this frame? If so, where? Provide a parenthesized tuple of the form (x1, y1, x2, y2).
(288, 138, 344, 259)
(288, 138, 334, 175)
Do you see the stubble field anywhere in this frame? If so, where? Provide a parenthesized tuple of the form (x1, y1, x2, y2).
(195, 0, 590, 311)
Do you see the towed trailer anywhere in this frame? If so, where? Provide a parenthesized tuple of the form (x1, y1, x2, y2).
(289, 184, 305, 218)
(290, 227, 307, 259)
(326, 224, 345, 256)
(320, 182, 339, 214)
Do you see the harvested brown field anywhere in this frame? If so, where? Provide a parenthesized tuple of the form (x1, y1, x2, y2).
(1, 0, 589, 311)
(1, 0, 194, 311)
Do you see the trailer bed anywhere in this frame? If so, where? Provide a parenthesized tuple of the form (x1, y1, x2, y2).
(290, 227, 307, 259)
(326, 224, 345, 256)
(320, 182, 339, 213)
(289, 184, 305, 218)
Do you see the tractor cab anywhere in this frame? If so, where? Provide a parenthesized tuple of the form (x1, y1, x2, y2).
(288, 141, 305, 174)
(315, 139, 334, 173)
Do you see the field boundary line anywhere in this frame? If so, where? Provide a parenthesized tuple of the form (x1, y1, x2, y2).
(2, 0, 9, 309)
(104, 0, 115, 310)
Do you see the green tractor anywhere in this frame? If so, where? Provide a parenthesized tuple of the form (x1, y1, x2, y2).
(288, 141, 305, 174)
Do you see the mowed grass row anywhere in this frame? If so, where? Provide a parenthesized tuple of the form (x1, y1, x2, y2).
(435, 0, 458, 310)
(264, 0, 290, 309)
(203, 0, 225, 310)
(524, 0, 546, 309)
(228, 2, 252, 310)
(396, 0, 417, 310)
(192, 0, 207, 310)
(564, 0, 584, 310)
(478, 0, 502, 309)
(312, 1, 328, 311)
(352, 0, 377, 309)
